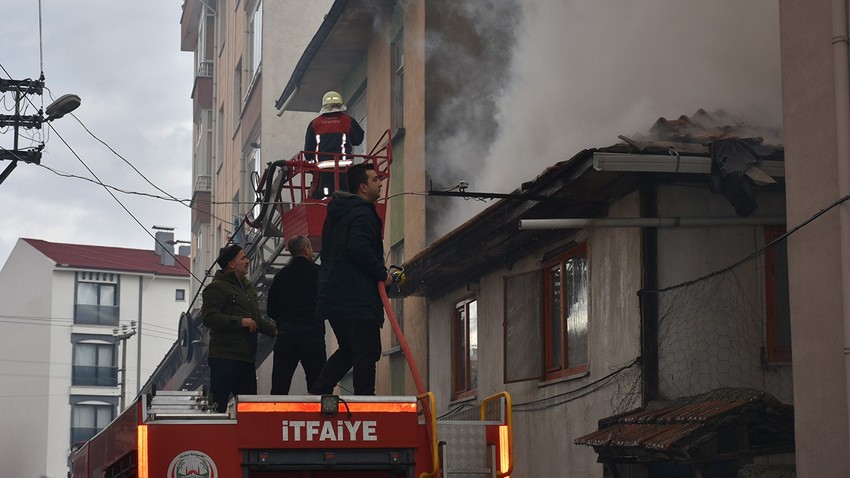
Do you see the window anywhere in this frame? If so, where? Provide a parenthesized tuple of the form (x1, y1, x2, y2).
(217, 0, 227, 50)
(176, 289, 186, 301)
(247, 0, 262, 80)
(233, 59, 243, 122)
(504, 270, 543, 382)
(74, 274, 119, 325)
(216, 106, 225, 172)
(197, 11, 215, 76)
(390, 242, 404, 347)
(347, 86, 368, 155)
(245, 140, 262, 221)
(765, 226, 791, 363)
(391, 32, 404, 131)
(453, 298, 478, 398)
(543, 243, 588, 380)
(71, 403, 114, 445)
(73, 342, 117, 386)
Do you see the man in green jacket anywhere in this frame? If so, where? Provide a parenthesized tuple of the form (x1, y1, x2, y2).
(202, 244, 277, 412)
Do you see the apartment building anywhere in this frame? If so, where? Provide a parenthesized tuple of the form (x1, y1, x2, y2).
(178, 0, 332, 390)
(0, 237, 190, 478)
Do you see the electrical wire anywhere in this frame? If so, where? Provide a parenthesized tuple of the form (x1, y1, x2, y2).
(640, 193, 850, 295)
(512, 358, 641, 412)
(44, 122, 203, 285)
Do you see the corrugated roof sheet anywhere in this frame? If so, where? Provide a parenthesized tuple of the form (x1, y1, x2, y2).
(575, 388, 793, 458)
(24, 238, 190, 277)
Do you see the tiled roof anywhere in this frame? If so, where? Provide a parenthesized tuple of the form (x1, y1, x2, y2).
(575, 388, 794, 461)
(23, 238, 190, 277)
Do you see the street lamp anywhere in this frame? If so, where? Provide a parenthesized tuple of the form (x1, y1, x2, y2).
(0, 76, 81, 185)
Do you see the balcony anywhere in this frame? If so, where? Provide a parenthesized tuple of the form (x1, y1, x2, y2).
(194, 175, 211, 192)
(192, 181, 211, 227)
(71, 427, 102, 445)
(72, 365, 118, 387)
(198, 60, 213, 78)
(74, 304, 119, 326)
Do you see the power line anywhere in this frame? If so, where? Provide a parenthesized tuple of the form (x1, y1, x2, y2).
(44, 122, 202, 284)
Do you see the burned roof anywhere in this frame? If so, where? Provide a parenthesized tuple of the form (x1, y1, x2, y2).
(396, 110, 784, 298)
(574, 388, 794, 463)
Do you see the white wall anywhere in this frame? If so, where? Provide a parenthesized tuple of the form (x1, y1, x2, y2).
(131, 274, 192, 398)
(655, 185, 792, 402)
(0, 239, 56, 477)
(427, 192, 643, 478)
(262, 0, 333, 161)
(0, 239, 191, 478)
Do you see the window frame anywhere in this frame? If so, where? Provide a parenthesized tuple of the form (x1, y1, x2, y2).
(452, 296, 478, 400)
(71, 402, 115, 447)
(542, 242, 589, 380)
(247, 0, 263, 81)
(764, 225, 791, 364)
(74, 275, 119, 326)
(72, 341, 118, 387)
(390, 31, 404, 132)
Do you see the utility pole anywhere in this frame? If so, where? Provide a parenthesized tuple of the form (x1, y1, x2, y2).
(0, 77, 44, 185)
(113, 321, 137, 411)
(0, 74, 80, 185)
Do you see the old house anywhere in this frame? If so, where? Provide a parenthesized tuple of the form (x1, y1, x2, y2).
(397, 112, 794, 477)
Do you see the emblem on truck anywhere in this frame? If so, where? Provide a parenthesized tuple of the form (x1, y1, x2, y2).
(167, 450, 219, 478)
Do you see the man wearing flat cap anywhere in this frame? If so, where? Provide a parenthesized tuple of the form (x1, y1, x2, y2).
(202, 244, 277, 412)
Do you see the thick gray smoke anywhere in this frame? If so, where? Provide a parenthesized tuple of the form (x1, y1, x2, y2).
(430, 0, 782, 238)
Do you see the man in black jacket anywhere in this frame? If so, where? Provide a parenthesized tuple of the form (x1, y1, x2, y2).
(202, 244, 277, 412)
(268, 235, 325, 394)
(310, 163, 392, 395)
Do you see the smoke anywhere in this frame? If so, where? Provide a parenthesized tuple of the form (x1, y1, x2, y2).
(430, 0, 782, 238)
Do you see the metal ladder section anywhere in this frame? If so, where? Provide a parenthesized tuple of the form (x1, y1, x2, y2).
(144, 390, 229, 421)
(437, 392, 513, 478)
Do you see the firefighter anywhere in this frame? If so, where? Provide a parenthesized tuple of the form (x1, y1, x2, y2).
(202, 245, 277, 412)
(304, 90, 365, 199)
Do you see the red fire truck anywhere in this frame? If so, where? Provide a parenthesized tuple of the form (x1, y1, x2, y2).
(69, 389, 512, 477)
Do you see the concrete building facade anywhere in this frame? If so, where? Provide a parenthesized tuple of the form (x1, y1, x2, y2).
(179, 0, 332, 391)
(779, 1, 850, 476)
(0, 237, 190, 478)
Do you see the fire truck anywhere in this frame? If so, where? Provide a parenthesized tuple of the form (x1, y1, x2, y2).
(69, 131, 513, 478)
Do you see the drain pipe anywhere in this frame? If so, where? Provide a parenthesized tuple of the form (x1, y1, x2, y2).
(832, 0, 850, 463)
(518, 216, 786, 230)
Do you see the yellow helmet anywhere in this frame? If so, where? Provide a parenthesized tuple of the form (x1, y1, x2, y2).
(322, 91, 344, 107)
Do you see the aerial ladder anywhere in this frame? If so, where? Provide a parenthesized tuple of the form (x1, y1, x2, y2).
(70, 131, 513, 477)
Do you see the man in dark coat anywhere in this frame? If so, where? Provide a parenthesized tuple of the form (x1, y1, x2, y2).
(304, 90, 365, 199)
(202, 244, 277, 412)
(268, 235, 326, 394)
(309, 163, 392, 395)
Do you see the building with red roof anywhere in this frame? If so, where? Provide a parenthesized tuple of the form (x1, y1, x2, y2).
(0, 236, 191, 477)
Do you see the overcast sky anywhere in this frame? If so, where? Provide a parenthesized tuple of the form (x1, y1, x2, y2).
(0, 0, 193, 266)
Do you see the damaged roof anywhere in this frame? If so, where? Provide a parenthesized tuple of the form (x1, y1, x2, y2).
(574, 388, 794, 463)
(396, 110, 783, 298)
